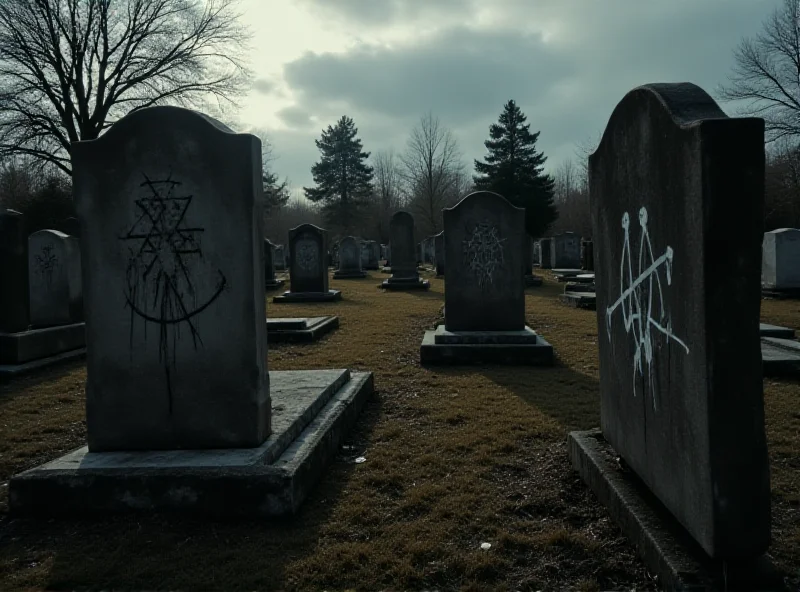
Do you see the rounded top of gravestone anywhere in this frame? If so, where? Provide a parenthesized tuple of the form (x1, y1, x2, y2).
(1, 208, 23, 217)
(391, 211, 414, 226)
(339, 236, 359, 245)
(289, 223, 326, 237)
(265, 238, 276, 247)
(767, 228, 800, 235)
(445, 190, 523, 215)
(434, 230, 444, 237)
(592, 82, 729, 162)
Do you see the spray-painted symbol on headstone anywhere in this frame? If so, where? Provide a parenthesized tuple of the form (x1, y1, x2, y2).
(605, 206, 690, 411)
(463, 222, 506, 288)
(35, 244, 58, 288)
(295, 238, 319, 274)
(120, 172, 227, 413)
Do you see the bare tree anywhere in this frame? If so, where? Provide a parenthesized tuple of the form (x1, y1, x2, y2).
(400, 112, 465, 237)
(371, 149, 403, 242)
(0, 0, 252, 175)
(719, 0, 800, 142)
(550, 156, 592, 239)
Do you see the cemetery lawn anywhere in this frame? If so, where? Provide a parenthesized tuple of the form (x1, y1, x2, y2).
(0, 270, 798, 591)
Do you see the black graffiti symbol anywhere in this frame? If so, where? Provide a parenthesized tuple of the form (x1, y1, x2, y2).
(35, 244, 59, 288)
(120, 171, 227, 414)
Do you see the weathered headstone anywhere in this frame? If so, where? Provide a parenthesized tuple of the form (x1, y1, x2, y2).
(264, 239, 284, 290)
(274, 244, 286, 271)
(581, 239, 594, 271)
(532, 240, 541, 266)
(539, 238, 552, 269)
(274, 224, 340, 302)
(71, 106, 270, 451)
(434, 231, 445, 276)
(334, 236, 366, 279)
(550, 232, 581, 269)
(361, 239, 380, 270)
(0, 209, 30, 333)
(420, 192, 552, 364)
(28, 229, 82, 327)
(762, 228, 800, 290)
(523, 235, 542, 287)
(570, 82, 769, 568)
(383, 211, 429, 290)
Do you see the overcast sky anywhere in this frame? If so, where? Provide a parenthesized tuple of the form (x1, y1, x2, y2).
(234, 0, 780, 199)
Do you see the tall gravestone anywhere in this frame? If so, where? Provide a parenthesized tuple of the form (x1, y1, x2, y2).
(274, 245, 286, 271)
(360, 239, 379, 270)
(72, 106, 270, 451)
(523, 235, 542, 287)
(434, 231, 445, 276)
(274, 224, 340, 302)
(383, 212, 428, 290)
(28, 230, 82, 327)
(264, 239, 284, 290)
(571, 83, 769, 564)
(539, 238, 552, 269)
(581, 239, 594, 271)
(762, 228, 800, 290)
(550, 232, 581, 269)
(334, 236, 366, 279)
(0, 209, 30, 333)
(420, 192, 552, 364)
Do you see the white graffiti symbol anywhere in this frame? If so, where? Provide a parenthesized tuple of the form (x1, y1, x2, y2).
(605, 206, 690, 411)
(463, 222, 506, 288)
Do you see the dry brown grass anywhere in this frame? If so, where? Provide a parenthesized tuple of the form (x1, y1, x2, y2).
(0, 271, 797, 591)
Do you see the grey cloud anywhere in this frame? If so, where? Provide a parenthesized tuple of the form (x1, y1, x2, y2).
(295, 0, 474, 25)
(277, 105, 313, 128)
(251, 77, 277, 95)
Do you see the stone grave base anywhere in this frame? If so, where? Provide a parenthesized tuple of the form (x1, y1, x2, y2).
(762, 286, 800, 299)
(568, 429, 785, 592)
(265, 279, 285, 290)
(761, 336, 800, 377)
(0, 322, 86, 377)
(381, 266, 392, 274)
(759, 322, 796, 339)
(267, 317, 339, 343)
(381, 277, 430, 291)
(564, 282, 596, 294)
(420, 325, 554, 365)
(9, 369, 373, 518)
(524, 274, 543, 287)
(552, 268, 585, 282)
(333, 270, 367, 279)
(363, 265, 380, 271)
(272, 290, 342, 304)
(560, 292, 596, 310)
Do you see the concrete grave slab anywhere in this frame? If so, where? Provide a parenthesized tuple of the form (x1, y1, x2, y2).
(560, 292, 596, 310)
(761, 336, 800, 377)
(0, 322, 86, 377)
(421, 326, 553, 365)
(9, 370, 373, 518)
(759, 323, 796, 339)
(266, 316, 339, 343)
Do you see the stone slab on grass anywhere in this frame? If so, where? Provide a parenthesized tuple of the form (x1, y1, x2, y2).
(0, 347, 86, 379)
(9, 369, 373, 518)
(0, 322, 86, 365)
(568, 429, 785, 592)
(560, 292, 597, 310)
(333, 270, 367, 279)
(381, 278, 430, 291)
(266, 316, 339, 343)
(761, 337, 800, 377)
(524, 275, 543, 287)
(272, 290, 341, 304)
(759, 323, 796, 339)
(420, 327, 554, 366)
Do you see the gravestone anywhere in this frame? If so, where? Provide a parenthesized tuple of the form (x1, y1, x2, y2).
(762, 228, 800, 290)
(264, 239, 284, 290)
(382, 211, 429, 290)
(581, 240, 594, 271)
(0, 209, 30, 333)
(550, 232, 581, 269)
(420, 192, 552, 364)
(532, 240, 541, 266)
(274, 224, 340, 302)
(274, 244, 286, 271)
(434, 231, 445, 275)
(539, 238, 552, 269)
(334, 236, 366, 278)
(523, 236, 542, 287)
(569, 82, 769, 574)
(361, 239, 380, 270)
(28, 229, 83, 327)
(60, 217, 81, 238)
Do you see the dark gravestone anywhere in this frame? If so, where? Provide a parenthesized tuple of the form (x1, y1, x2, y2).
(532, 240, 541, 266)
(61, 217, 81, 238)
(539, 238, 552, 269)
(72, 106, 270, 451)
(273, 224, 340, 302)
(264, 239, 284, 290)
(434, 231, 444, 275)
(588, 83, 769, 559)
(334, 236, 366, 279)
(0, 209, 30, 333)
(274, 245, 286, 271)
(28, 229, 82, 327)
(522, 235, 541, 286)
(580, 240, 594, 271)
(444, 192, 524, 331)
(550, 232, 581, 268)
(383, 211, 428, 290)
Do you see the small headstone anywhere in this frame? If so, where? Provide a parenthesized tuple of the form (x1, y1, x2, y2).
(274, 224, 340, 302)
(383, 211, 428, 290)
(762, 228, 800, 290)
(263, 239, 281, 289)
(274, 244, 286, 271)
(0, 209, 30, 333)
(334, 236, 366, 278)
(550, 232, 581, 268)
(587, 83, 768, 558)
(532, 240, 541, 266)
(434, 231, 445, 275)
(28, 229, 82, 327)
(539, 238, 552, 269)
(72, 105, 270, 451)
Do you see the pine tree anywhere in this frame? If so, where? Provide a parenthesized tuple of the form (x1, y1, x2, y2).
(304, 116, 374, 235)
(473, 100, 558, 238)
(263, 169, 290, 216)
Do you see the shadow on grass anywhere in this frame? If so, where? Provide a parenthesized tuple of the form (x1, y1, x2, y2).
(0, 388, 385, 591)
(0, 358, 85, 401)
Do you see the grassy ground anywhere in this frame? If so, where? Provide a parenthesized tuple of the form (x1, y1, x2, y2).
(0, 270, 797, 591)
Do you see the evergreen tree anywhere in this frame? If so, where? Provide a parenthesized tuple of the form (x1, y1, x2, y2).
(473, 100, 558, 238)
(304, 116, 374, 234)
(263, 169, 290, 215)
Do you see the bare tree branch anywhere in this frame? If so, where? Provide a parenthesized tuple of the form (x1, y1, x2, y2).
(0, 0, 253, 174)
